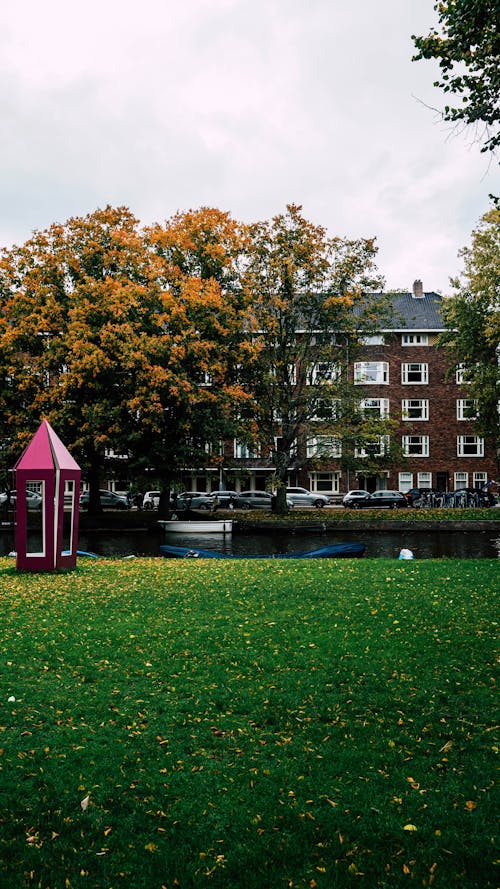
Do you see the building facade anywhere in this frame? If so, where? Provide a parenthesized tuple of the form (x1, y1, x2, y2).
(178, 282, 498, 499)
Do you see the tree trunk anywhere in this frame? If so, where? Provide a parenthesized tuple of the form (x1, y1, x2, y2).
(272, 453, 290, 515)
(158, 486, 171, 519)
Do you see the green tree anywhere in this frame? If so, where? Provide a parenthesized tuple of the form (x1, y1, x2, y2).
(412, 0, 500, 153)
(241, 204, 395, 513)
(440, 206, 500, 467)
(0, 206, 165, 510)
(0, 206, 252, 513)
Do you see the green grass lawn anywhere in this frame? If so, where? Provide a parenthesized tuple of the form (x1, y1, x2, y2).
(0, 557, 497, 888)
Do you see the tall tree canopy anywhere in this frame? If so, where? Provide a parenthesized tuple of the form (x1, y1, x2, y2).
(241, 204, 394, 512)
(0, 206, 252, 510)
(139, 208, 254, 498)
(440, 206, 500, 462)
(412, 0, 500, 153)
(0, 203, 397, 510)
(0, 206, 158, 508)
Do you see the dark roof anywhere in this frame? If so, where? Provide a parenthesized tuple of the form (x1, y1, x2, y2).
(369, 291, 445, 331)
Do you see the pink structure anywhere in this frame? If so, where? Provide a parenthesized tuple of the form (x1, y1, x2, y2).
(14, 421, 81, 571)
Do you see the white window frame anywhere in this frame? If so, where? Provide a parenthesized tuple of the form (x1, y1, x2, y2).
(473, 471, 487, 489)
(402, 398, 429, 421)
(457, 435, 484, 457)
(306, 436, 342, 458)
(417, 472, 432, 489)
(26, 480, 46, 558)
(355, 435, 389, 458)
(360, 334, 385, 345)
(456, 398, 478, 420)
(309, 471, 341, 495)
(398, 471, 414, 492)
(234, 440, 260, 459)
(401, 363, 428, 385)
(402, 333, 429, 346)
(456, 364, 469, 384)
(354, 361, 389, 385)
(307, 362, 340, 385)
(454, 471, 468, 489)
(310, 397, 340, 421)
(402, 435, 429, 457)
(361, 397, 390, 418)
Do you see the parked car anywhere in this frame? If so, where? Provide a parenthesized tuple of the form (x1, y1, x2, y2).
(175, 491, 213, 510)
(208, 490, 242, 509)
(142, 490, 160, 510)
(0, 490, 43, 510)
(286, 487, 332, 508)
(237, 490, 294, 510)
(344, 490, 409, 509)
(342, 490, 371, 507)
(405, 488, 423, 505)
(79, 489, 129, 510)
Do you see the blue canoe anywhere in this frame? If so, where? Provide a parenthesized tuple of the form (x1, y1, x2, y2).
(160, 542, 365, 559)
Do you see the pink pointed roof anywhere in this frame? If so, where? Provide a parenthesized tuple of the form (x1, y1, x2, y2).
(15, 420, 80, 471)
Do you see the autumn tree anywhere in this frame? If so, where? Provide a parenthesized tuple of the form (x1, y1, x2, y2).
(439, 206, 500, 467)
(412, 0, 500, 153)
(0, 206, 167, 511)
(241, 204, 394, 513)
(0, 206, 254, 512)
(128, 207, 254, 508)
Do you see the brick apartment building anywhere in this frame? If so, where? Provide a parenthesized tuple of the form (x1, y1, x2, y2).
(178, 281, 498, 499)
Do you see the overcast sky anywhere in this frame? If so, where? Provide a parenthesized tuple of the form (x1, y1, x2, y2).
(1, 0, 498, 294)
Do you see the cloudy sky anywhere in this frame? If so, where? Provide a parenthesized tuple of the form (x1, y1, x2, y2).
(1, 0, 498, 294)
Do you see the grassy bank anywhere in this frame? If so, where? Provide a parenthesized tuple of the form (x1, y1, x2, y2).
(74, 506, 500, 533)
(0, 557, 497, 888)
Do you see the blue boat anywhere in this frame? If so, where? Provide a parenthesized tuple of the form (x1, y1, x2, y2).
(160, 542, 365, 559)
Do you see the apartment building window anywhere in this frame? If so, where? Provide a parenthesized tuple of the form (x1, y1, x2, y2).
(402, 334, 428, 346)
(402, 435, 429, 457)
(402, 363, 428, 384)
(456, 363, 473, 384)
(354, 361, 389, 384)
(306, 436, 342, 458)
(417, 472, 432, 489)
(456, 398, 478, 420)
(307, 362, 340, 385)
(473, 472, 487, 489)
(310, 398, 340, 421)
(269, 363, 297, 385)
(361, 397, 390, 418)
(234, 440, 260, 459)
(312, 333, 337, 346)
(398, 471, 413, 492)
(310, 471, 340, 494)
(454, 471, 468, 489)
(355, 435, 389, 458)
(457, 435, 484, 457)
(360, 334, 385, 345)
(402, 399, 429, 420)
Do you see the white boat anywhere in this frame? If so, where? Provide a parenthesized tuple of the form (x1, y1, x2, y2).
(158, 519, 233, 534)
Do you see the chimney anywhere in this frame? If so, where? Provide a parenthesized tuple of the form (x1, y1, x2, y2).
(412, 279, 424, 299)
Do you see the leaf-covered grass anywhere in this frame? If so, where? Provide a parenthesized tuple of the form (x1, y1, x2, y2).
(0, 557, 497, 888)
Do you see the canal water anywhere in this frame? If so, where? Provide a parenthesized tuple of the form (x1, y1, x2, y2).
(2, 525, 498, 559)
